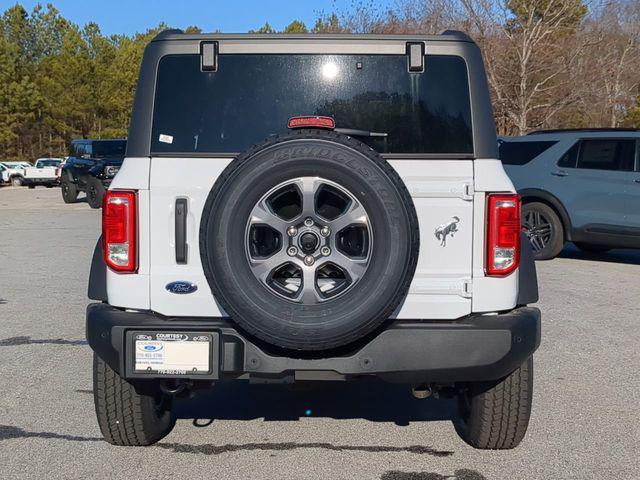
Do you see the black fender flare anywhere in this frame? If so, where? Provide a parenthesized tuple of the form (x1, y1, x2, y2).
(518, 188, 573, 241)
(88, 236, 107, 302)
(64, 169, 76, 183)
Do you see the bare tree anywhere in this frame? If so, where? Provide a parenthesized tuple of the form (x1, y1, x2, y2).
(462, 0, 592, 134)
(339, 0, 640, 131)
(577, 1, 640, 127)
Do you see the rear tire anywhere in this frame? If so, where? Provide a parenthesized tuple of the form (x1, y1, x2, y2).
(93, 354, 175, 446)
(574, 242, 611, 254)
(522, 202, 564, 260)
(87, 178, 105, 209)
(455, 357, 533, 450)
(61, 177, 79, 203)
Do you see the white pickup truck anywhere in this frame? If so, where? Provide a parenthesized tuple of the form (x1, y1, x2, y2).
(22, 158, 62, 188)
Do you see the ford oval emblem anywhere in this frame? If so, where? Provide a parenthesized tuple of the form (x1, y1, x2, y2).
(166, 281, 198, 294)
(137, 342, 163, 353)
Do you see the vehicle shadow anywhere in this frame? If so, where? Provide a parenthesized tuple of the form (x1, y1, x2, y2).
(166, 380, 459, 457)
(558, 243, 640, 265)
(0, 335, 88, 346)
(0, 424, 101, 443)
(381, 470, 487, 480)
(173, 379, 458, 426)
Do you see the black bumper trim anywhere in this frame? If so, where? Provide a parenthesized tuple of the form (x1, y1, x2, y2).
(86, 303, 541, 382)
(22, 178, 57, 185)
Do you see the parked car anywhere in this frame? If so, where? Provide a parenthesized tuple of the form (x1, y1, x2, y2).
(60, 139, 126, 208)
(0, 161, 31, 186)
(22, 158, 62, 188)
(0, 163, 10, 186)
(86, 30, 540, 450)
(499, 128, 640, 259)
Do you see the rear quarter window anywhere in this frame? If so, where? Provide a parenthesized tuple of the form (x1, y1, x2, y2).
(576, 139, 635, 171)
(151, 54, 473, 155)
(498, 141, 557, 166)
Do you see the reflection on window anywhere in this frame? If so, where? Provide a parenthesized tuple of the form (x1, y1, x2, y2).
(321, 62, 339, 80)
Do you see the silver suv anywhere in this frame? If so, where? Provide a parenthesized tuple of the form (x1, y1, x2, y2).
(500, 129, 640, 259)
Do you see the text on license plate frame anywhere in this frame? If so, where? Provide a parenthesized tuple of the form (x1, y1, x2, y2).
(129, 331, 215, 377)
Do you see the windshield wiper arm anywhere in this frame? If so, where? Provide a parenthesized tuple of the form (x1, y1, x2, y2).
(334, 128, 388, 138)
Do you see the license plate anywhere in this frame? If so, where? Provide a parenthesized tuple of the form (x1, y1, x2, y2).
(133, 332, 212, 375)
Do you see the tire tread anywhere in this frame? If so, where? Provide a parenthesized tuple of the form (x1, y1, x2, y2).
(93, 354, 174, 446)
(456, 357, 533, 449)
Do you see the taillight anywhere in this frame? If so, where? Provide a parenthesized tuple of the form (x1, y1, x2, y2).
(486, 193, 520, 276)
(288, 116, 335, 129)
(103, 190, 137, 273)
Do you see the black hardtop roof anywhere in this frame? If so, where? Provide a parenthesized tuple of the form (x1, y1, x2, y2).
(528, 128, 639, 135)
(72, 139, 127, 144)
(151, 29, 474, 43)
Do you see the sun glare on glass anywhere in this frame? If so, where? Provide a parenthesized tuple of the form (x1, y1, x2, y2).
(321, 62, 339, 80)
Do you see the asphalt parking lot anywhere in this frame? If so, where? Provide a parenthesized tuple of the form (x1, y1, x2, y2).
(0, 186, 638, 480)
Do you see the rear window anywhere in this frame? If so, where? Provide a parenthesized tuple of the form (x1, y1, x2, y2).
(94, 141, 126, 157)
(151, 54, 473, 155)
(36, 159, 61, 167)
(498, 140, 557, 165)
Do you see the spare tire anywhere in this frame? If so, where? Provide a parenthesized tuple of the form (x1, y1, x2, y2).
(200, 129, 419, 351)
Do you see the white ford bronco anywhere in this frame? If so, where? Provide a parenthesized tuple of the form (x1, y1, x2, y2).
(87, 30, 541, 450)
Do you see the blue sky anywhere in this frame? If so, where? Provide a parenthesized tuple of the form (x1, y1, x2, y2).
(1, 0, 396, 35)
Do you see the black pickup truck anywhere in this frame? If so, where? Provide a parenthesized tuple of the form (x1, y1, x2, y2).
(60, 139, 126, 208)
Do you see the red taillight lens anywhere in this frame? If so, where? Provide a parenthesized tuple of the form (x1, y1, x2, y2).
(102, 190, 137, 273)
(486, 193, 520, 276)
(288, 116, 335, 130)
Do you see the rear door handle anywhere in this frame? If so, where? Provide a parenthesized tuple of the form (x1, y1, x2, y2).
(551, 170, 568, 177)
(175, 198, 188, 264)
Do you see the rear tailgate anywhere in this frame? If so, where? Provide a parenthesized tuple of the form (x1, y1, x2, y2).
(23, 166, 57, 180)
(148, 157, 474, 319)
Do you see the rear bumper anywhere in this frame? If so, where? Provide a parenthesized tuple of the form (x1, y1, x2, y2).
(22, 177, 57, 185)
(86, 303, 541, 383)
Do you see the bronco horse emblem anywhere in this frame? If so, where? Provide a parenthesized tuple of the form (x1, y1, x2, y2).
(435, 216, 460, 246)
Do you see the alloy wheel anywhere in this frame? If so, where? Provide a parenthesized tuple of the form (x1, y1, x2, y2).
(522, 209, 553, 253)
(245, 177, 372, 304)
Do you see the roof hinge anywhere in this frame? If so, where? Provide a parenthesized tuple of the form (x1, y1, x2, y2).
(406, 42, 425, 73)
(200, 41, 218, 72)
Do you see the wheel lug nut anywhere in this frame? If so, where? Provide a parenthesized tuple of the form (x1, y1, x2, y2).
(321, 246, 331, 256)
(287, 246, 298, 256)
(320, 226, 331, 237)
(304, 255, 315, 266)
(304, 217, 314, 227)
(287, 226, 297, 237)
